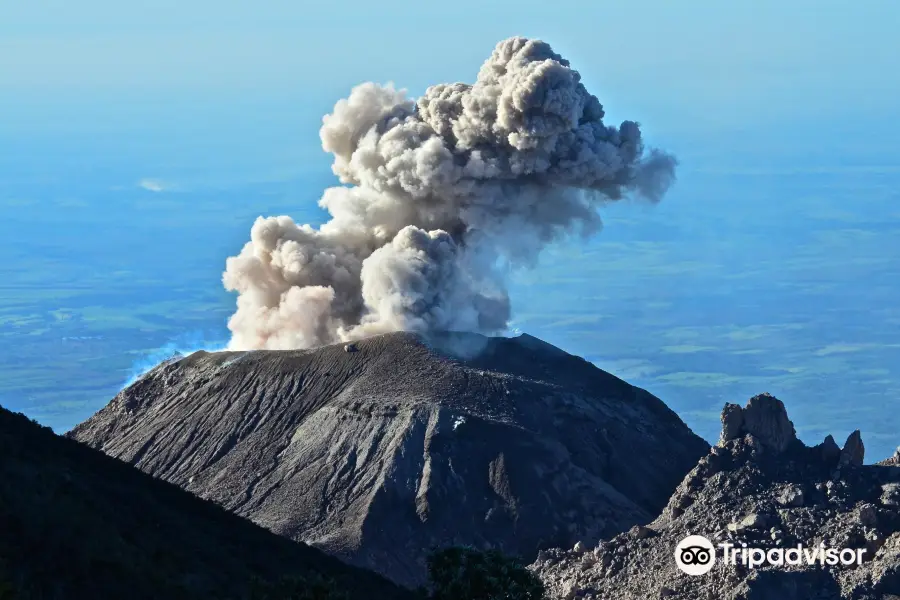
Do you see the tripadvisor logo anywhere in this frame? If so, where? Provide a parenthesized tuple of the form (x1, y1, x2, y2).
(674, 535, 867, 576)
(674, 535, 716, 575)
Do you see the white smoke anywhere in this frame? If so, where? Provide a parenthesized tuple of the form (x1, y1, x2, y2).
(223, 37, 677, 350)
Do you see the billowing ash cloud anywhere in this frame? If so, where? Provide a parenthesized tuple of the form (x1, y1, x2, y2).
(223, 37, 677, 350)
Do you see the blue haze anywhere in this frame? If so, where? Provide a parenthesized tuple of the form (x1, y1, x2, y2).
(1, 0, 899, 459)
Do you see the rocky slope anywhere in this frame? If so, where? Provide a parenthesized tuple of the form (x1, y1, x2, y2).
(0, 404, 411, 600)
(531, 394, 900, 600)
(68, 331, 708, 586)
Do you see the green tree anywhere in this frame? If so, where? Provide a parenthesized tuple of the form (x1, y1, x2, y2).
(426, 547, 545, 600)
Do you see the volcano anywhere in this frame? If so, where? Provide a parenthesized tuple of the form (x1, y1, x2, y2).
(70, 331, 708, 586)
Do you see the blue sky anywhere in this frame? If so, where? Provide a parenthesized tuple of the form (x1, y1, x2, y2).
(3, 0, 898, 153)
(2, 0, 900, 458)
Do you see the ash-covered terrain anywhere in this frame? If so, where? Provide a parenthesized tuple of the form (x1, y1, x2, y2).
(64, 334, 900, 599)
(69, 331, 707, 586)
(531, 394, 900, 600)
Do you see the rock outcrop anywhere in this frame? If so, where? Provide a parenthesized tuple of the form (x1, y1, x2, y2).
(718, 393, 796, 453)
(68, 331, 708, 587)
(531, 394, 900, 599)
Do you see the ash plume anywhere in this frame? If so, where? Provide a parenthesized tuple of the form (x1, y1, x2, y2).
(223, 37, 677, 350)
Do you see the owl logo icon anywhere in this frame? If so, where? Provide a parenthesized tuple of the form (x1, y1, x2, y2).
(674, 535, 716, 575)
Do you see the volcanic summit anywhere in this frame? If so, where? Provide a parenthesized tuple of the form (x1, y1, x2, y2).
(70, 331, 707, 586)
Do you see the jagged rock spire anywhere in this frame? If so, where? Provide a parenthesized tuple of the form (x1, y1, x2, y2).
(719, 392, 797, 453)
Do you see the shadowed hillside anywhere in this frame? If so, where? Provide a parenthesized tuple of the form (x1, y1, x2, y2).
(0, 405, 413, 600)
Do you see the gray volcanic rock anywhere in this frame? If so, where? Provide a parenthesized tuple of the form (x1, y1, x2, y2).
(68, 331, 708, 587)
(878, 448, 900, 467)
(720, 393, 797, 453)
(531, 395, 900, 600)
(840, 430, 866, 468)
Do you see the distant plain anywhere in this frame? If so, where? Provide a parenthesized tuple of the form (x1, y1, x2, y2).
(2, 130, 898, 459)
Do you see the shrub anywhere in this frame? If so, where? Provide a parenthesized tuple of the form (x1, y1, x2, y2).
(425, 546, 545, 600)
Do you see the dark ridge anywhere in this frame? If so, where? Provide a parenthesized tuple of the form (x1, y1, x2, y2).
(0, 404, 412, 600)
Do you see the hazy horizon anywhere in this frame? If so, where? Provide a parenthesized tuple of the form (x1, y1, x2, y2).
(2, 0, 899, 460)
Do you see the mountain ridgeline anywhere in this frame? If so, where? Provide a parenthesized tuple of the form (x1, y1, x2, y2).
(0, 404, 412, 600)
(69, 331, 709, 586)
